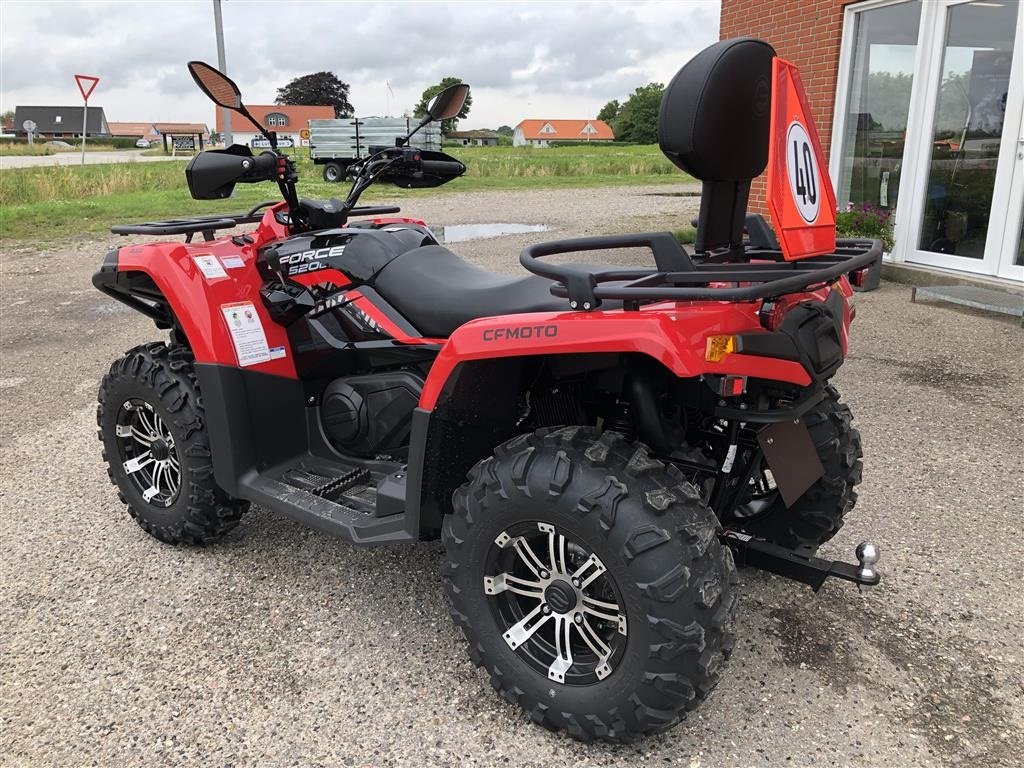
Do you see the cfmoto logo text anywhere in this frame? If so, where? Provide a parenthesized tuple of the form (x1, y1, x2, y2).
(482, 325, 558, 341)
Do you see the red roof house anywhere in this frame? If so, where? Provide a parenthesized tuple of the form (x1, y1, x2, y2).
(215, 104, 335, 134)
(513, 119, 614, 146)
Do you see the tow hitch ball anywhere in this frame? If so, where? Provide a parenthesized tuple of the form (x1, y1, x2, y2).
(721, 531, 881, 592)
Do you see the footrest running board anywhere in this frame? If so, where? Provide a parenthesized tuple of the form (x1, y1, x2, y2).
(721, 531, 880, 591)
(313, 467, 371, 501)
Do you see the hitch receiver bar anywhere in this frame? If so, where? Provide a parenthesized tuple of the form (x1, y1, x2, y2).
(721, 531, 880, 592)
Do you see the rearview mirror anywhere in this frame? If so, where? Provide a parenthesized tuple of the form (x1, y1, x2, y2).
(426, 83, 470, 121)
(187, 61, 243, 110)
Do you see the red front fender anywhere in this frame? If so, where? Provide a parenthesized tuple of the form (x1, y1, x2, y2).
(114, 237, 297, 378)
(418, 303, 812, 410)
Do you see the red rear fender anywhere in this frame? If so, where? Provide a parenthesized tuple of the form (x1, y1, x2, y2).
(419, 303, 814, 410)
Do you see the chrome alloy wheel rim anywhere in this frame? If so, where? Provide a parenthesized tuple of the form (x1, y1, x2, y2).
(484, 521, 628, 685)
(115, 398, 181, 507)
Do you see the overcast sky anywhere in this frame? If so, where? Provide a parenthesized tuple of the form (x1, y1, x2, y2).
(0, 0, 719, 130)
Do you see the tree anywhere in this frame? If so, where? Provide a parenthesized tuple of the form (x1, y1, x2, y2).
(1, 109, 14, 126)
(614, 83, 664, 144)
(276, 72, 354, 118)
(415, 77, 472, 134)
(597, 99, 620, 125)
(496, 125, 513, 136)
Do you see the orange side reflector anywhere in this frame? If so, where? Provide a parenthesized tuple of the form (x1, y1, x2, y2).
(705, 335, 736, 363)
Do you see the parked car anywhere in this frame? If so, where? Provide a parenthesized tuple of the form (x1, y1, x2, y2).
(136, 138, 151, 148)
(44, 140, 73, 149)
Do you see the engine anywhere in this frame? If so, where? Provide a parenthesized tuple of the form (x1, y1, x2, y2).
(320, 371, 424, 458)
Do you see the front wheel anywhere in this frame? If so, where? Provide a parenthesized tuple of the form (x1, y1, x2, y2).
(97, 342, 248, 544)
(442, 427, 738, 742)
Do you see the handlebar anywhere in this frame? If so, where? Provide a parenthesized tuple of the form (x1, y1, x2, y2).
(421, 159, 465, 176)
(244, 151, 278, 181)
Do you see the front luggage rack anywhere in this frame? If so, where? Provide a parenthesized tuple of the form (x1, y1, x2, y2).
(109, 201, 280, 240)
(520, 232, 882, 310)
(110, 200, 405, 241)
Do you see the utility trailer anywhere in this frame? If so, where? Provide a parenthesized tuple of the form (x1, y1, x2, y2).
(310, 117, 442, 182)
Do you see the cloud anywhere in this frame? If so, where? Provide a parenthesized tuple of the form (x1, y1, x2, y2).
(0, 0, 719, 128)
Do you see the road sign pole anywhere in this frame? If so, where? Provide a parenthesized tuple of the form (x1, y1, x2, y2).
(80, 99, 88, 165)
(213, 0, 232, 146)
(74, 74, 100, 166)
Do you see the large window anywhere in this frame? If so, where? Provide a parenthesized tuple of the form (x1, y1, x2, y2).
(835, 1, 923, 215)
(916, 0, 1018, 257)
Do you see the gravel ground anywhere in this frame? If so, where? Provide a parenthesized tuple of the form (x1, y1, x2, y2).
(2, 183, 1022, 767)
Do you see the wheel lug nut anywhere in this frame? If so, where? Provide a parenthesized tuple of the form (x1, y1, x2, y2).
(542, 604, 551, 614)
(540, 571, 549, 579)
(574, 613, 582, 624)
(572, 579, 580, 587)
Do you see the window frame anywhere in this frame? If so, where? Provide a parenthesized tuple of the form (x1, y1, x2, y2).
(830, 0, 930, 262)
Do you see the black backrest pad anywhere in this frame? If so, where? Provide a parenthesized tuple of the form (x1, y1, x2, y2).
(659, 38, 775, 181)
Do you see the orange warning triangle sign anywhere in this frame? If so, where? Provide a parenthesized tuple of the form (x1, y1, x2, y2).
(765, 58, 836, 260)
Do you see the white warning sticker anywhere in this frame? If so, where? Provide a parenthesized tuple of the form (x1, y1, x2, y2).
(221, 302, 271, 367)
(193, 254, 227, 280)
(268, 345, 287, 359)
(221, 255, 246, 269)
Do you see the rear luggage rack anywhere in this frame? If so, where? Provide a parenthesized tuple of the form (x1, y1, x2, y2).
(520, 232, 882, 310)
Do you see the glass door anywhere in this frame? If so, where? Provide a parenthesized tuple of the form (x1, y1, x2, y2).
(907, 0, 1024, 276)
(994, 92, 1024, 281)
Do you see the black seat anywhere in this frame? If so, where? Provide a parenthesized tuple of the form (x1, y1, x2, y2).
(373, 245, 579, 338)
(658, 37, 776, 256)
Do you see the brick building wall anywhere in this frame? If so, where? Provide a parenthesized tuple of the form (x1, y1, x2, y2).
(720, 0, 857, 217)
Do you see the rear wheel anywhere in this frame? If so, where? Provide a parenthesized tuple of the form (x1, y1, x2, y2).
(442, 427, 738, 742)
(97, 342, 248, 545)
(723, 385, 862, 550)
(322, 162, 344, 183)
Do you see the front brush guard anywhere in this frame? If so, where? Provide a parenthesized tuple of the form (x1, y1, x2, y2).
(721, 530, 880, 591)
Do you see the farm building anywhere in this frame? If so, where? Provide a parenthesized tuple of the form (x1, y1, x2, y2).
(216, 104, 334, 148)
(447, 129, 500, 146)
(720, 0, 1023, 286)
(152, 122, 211, 152)
(513, 119, 614, 147)
(13, 105, 109, 138)
(107, 122, 161, 142)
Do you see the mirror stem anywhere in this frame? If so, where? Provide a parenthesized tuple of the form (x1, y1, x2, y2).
(398, 115, 431, 147)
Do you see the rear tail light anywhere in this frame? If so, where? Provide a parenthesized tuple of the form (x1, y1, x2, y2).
(719, 375, 746, 397)
(850, 268, 870, 289)
(758, 299, 787, 331)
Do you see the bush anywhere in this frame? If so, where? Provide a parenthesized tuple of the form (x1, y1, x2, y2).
(836, 203, 894, 251)
(673, 226, 696, 245)
(104, 137, 149, 149)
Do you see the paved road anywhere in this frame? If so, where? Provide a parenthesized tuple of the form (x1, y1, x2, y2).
(0, 148, 183, 170)
(1, 185, 1022, 767)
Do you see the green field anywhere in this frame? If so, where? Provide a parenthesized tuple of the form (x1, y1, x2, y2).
(0, 145, 689, 244)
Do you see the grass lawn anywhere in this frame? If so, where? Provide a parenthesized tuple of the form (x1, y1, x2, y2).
(0, 144, 691, 244)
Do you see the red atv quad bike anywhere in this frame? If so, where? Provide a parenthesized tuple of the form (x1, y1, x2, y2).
(94, 39, 882, 742)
